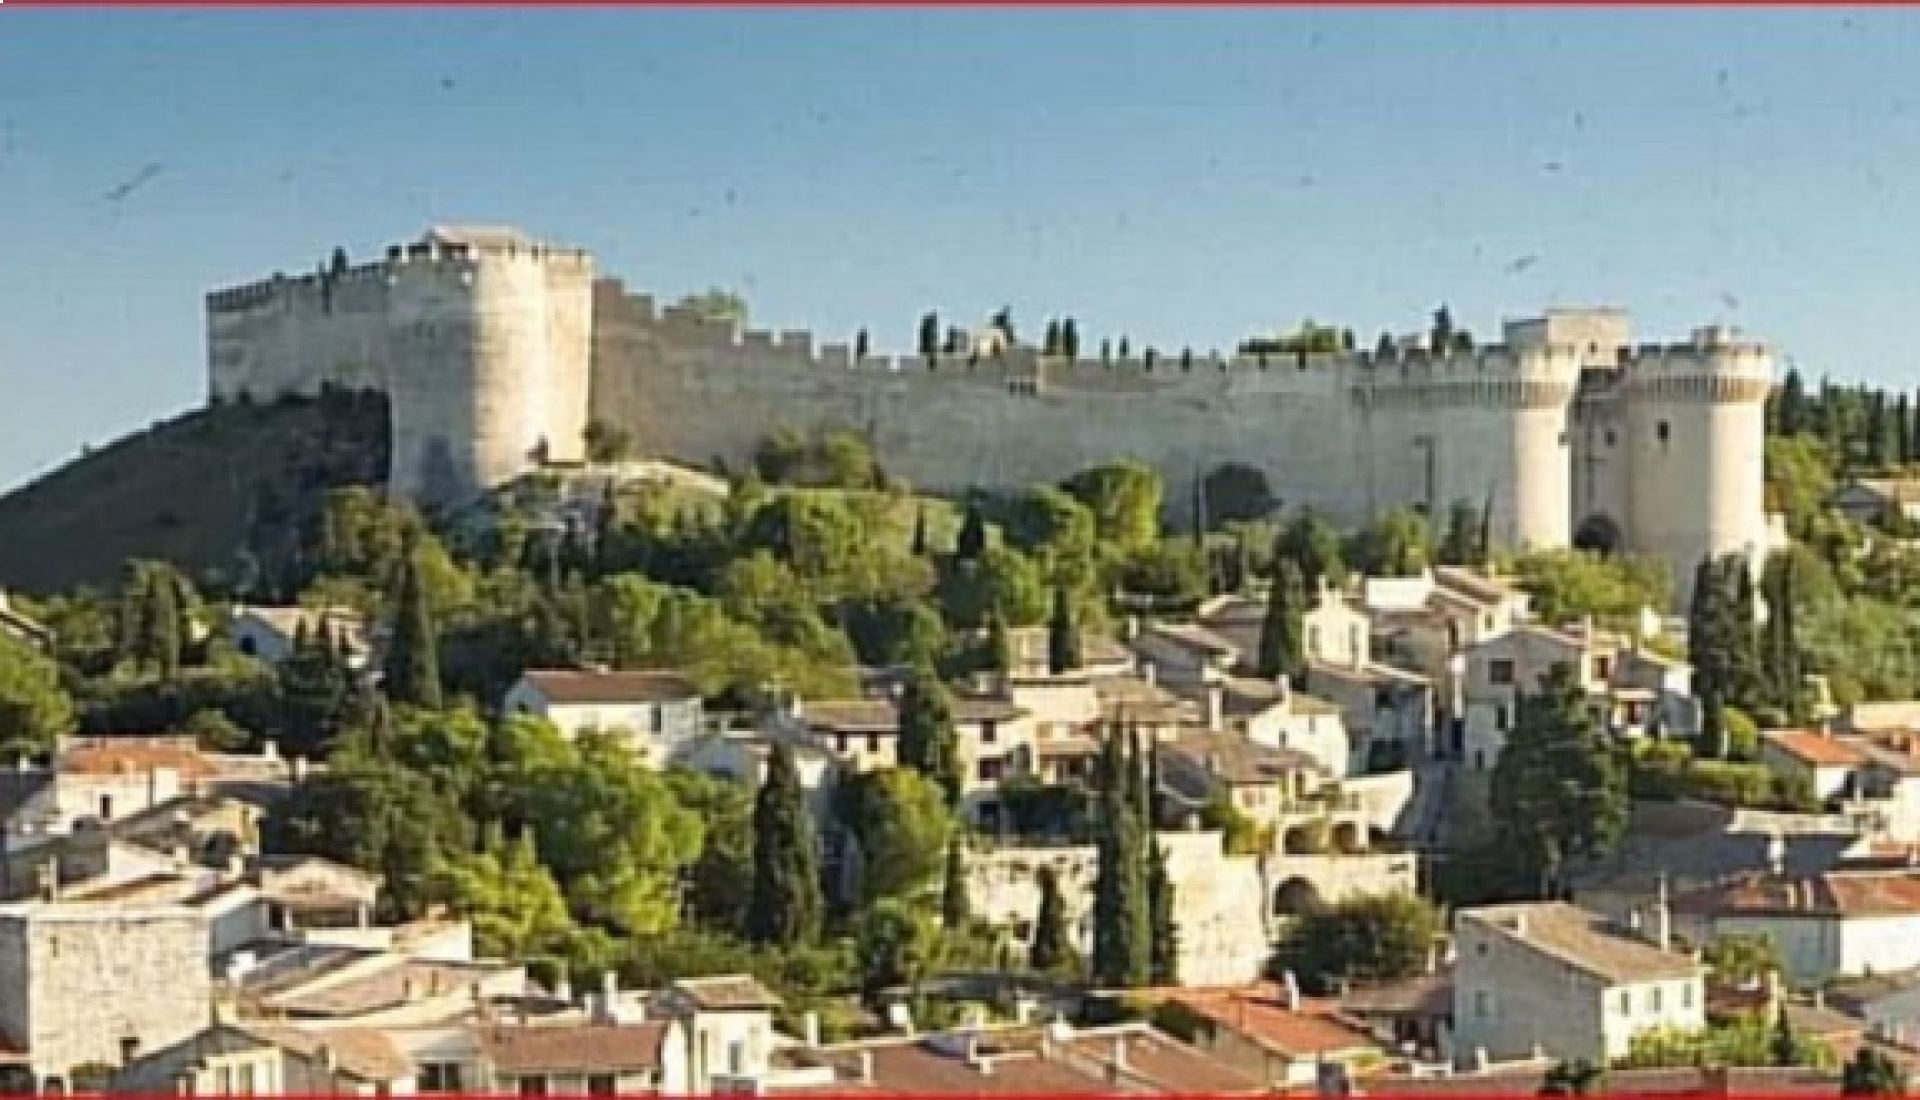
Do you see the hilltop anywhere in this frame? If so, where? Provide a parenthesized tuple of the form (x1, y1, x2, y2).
(0, 392, 388, 594)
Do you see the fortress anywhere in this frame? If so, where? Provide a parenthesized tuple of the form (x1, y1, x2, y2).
(206, 225, 1775, 587)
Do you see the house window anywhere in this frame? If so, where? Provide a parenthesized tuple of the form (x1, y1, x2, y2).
(100, 796, 114, 821)
(421, 1064, 464, 1093)
(1489, 659, 1515, 686)
(237, 1063, 256, 1095)
(1495, 705, 1510, 732)
(215, 1068, 231, 1095)
(1650, 986, 1663, 1013)
(981, 722, 997, 745)
(978, 759, 1004, 783)
(1594, 656, 1613, 681)
(729, 1039, 748, 1076)
(868, 733, 882, 754)
(588, 1075, 617, 1096)
(1619, 991, 1631, 1015)
(1657, 421, 1671, 446)
(518, 1076, 548, 1096)
(1473, 990, 1490, 1019)
(835, 734, 849, 754)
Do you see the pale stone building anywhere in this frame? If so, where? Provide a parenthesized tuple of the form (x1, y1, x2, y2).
(1673, 868, 1920, 987)
(502, 669, 705, 765)
(1450, 901, 1705, 1069)
(228, 605, 371, 669)
(208, 233, 1777, 599)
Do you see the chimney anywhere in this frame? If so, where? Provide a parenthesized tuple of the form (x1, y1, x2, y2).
(1511, 912, 1528, 937)
(401, 977, 419, 1003)
(803, 1011, 821, 1049)
(1142, 662, 1157, 687)
(36, 859, 56, 902)
(1110, 1037, 1129, 1072)
(1653, 875, 1673, 952)
(291, 756, 308, 782)
(1282, 970, 1302, 1011)
(857, 1051, 874, 1084)
(1767, 831, 1787, 878)
(1206, 683, 1225, 733)
(554, 973, 573, 1004)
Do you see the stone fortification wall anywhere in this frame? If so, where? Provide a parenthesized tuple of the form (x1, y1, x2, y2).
(589, 280, 1587, 549)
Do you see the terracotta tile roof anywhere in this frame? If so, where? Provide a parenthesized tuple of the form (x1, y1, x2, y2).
(478, 1021, 671, 1075)
(522, 669, 700, 705)
(1061, 1027, 1266, 1092)
(59, 737, 218, 779)
(671, 974, 782, 1010)
(1767, 730, 1867, 768)
(1162, 987, 1382, 1061)
(800, 697, 1023, 733)
(1675, 869, 1920, 918)
(820, 1036, 1108, 1094)
(1339, 971, 1454, 1018)
(1461, 902, 1703, 983)
(239, 1023, 414, 1083)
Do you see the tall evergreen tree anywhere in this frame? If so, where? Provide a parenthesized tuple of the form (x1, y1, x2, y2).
(383, 545, 443, 710)
(1438, 499, 1484, 567)
(911, 506, 930, 557)
(1870, 391, 1893, 468)
(1771, 1003, 1800, 1068)
(918, 312, 940, 360)
(1775, 368, 1807, 435)
(1761, 554, 1805, 722)
(1490, 662, 1629, 898)
(1047, 584, 1081, 675)
(1899, 393, 1914, 467)
(1091, 729, 1151, 987)
(1147, 840, 1178, 985)
(940, 835, 970, 929)
(1029, 864, 1073, 973)
(1257, 560, 1307, 683)
(147, 571, 183, 681)
(897, 661, 961, 806)
(985, 610, 1013, 676)
(747, 744, 823, 945)
(955, 504, 987, 562)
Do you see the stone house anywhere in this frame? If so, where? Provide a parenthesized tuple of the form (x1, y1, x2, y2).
(652, 975, 782, 1094)
(1672, 868, 1920, 986)
(774, 696, 1029, 829)
(1761, 730, 1870, 803)
(228, 604, 371, 670)
(1829, 477, 1920, 528)
(1152, 981, 1388, 1090)
(503, 669, 705, 765)
(1450, 901, 1705, 1068)
(0, 899, 213, 1092)
(114, 1022, 415, 1096)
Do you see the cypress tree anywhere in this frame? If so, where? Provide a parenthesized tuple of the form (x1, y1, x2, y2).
(1763, 555, 1805, 722)
(1126, 728, 1150, 828)
(956, 504, 987, 561)
(1775, 368, 1807, 435)
(898, 661, 961, 806)
(1898, 393, 1914, 468)
(1771, 1003, 1800, 1067)
(147, 571, 183, 680)
(985, 610, 1013, 676)
(1091, 787, 1151, 987)
(1030, 864, 1072, 973)
(1047, 584, 1081, 675)
(941, 835, 970, 929)
(1147, 840, 1179, 985)
(748, 744, 823, 944)
(1257, 560, 1307, 683)
(1870, 392, 1893, 468)
(911, 506, 930, 557)
(1726, 556, 1764, 714)
(383, 545, 443, 710)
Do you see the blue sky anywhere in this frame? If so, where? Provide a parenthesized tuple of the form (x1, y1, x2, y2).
(3, 8, 1919, 493)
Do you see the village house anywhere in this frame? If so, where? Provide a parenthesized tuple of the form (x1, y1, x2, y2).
(1151, 979, 1390, 1089)
(1673, 866, 1920, 986)
(114, 1022, 417, 1096)
(1450, 901, 1706, 1068)
(1829, 477, 1920, 528)
(228, 604, 372, 669)
(1762, 729, 1870, 803)
(503, 668, 705, 765)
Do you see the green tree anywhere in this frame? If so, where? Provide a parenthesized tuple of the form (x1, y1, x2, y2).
(1257, 560, 1307, 683)
(1274, 511, 1346, 601)
(430, 827, 575, 960)
(384, 544, 444, 710)
(1061, 461, 1163, 552)
(677, 288, 749, 327)
(897, 661, 961, 805)
(1513, 549, 1670, 628)
(1091, 732, 1150, 987)
(985, 610, 1013, 675)
(1202, 464, 1277, 525)
(0, 636, 74, 760)
(955, 503, 987, 561)
(1770, 1003, 1800, 1068)
(853, 899, 946, 1004)
(1490, 662, 1629, 897)
(1539, 1060, 1604, 1096)
(837, 767, 954, 904)
(1030, 863, 1074, 973)
(1438, 499, 1487, 568)
(668, 770, 756, 936)
(1349, 508, 1433, 577)
(1761, 552, 1807, 722)
(1270, 891, 1441, 995)
(1047, 584, 1081, 675)
(1702, 933, 1782, 988)
(1774, 368, 1808, 435)
(1147, 840, 1178, 985)
(941, 835, 970, 929)
(1843, 1047, 1907, 1096)
(748, 743, 823, 945)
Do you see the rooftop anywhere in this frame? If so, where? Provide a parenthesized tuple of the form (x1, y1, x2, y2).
(1159, 986, 1382, 1060)
(1460, 901, 1703, 984)
(670, 974, 782, 1011)
(800, 697, 1024, 734)
(519, 668, 701, 706)
(477, 1021, 672, 1075)
(1674, 869, 1920, 919)
(1766, 730, 1867, 769)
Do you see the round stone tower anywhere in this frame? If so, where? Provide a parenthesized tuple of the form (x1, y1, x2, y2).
(382, 227, 594, 505)
(1624, 326, 1773, 592)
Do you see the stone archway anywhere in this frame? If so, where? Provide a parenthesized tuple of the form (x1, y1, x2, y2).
(1273, 876, 1324, 918)
(1573, 513, 1625, 555)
